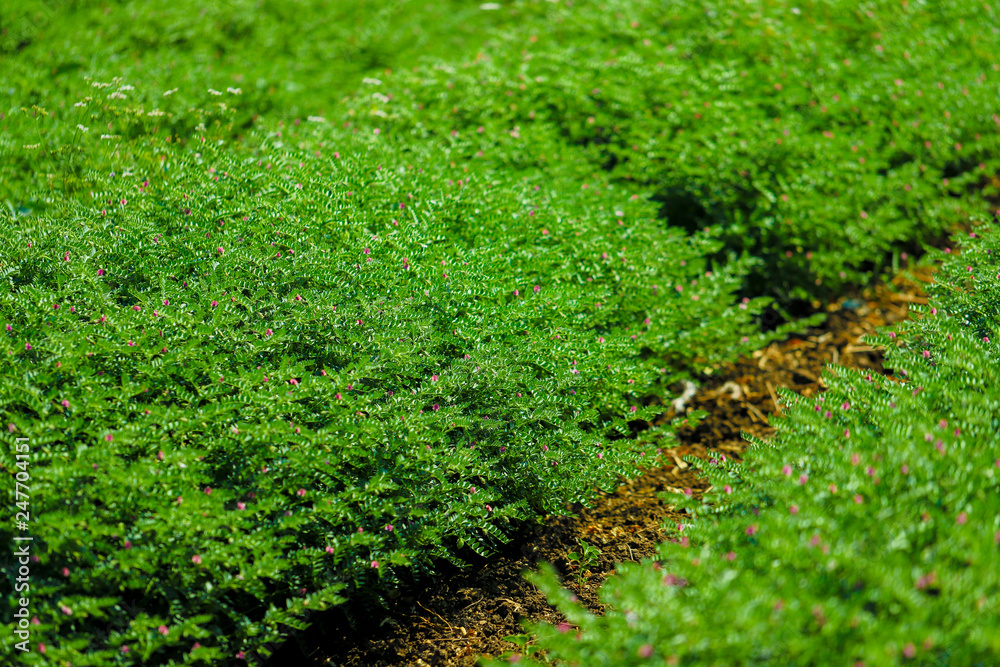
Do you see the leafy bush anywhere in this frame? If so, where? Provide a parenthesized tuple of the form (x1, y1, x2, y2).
(1, 0, 525, 207)
(496, 217, 1000, 665)
(0, 80, 793, 664)
(335, 0, 1000, 300)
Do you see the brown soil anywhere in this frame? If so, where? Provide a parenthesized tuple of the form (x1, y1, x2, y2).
(265, 267, 933, 667)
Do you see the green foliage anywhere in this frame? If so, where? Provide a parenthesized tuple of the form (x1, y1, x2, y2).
(3, 0, 998, 664)
(0, 76, 779, 664)
(488, 218, 1000, 665)
(334, 0, 1000, 301)
(566, 540, 602, 588)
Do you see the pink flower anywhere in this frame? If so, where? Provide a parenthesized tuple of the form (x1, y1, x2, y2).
(854, 494, 864, 504)
(385, 524, 393, 532)
(789, 504, 799, 514)
(61, 605, 72, 615)
(638, 644, 654, 658)
(4, 323, 10, 332)
(289, 378, 298, 386)
(105, 434, 114, 442)
(922, 350, 931, 358)
(371, 560, 379, 568)
(723, 485, 732, 494)
(533, 285, 541, 293)
(265, 329, 273, 336)
(431, 374, 439, 382)
(192, 555, 202, 564)
(24, 343, 31, 351)
(211, 300, 218, 308)
(121, 645, 130, 654)
(513, 289, 519, 297)
(957, 512, 967, 524)
(237, 502, 246, 510)
(158, 625, 169, 636)
(217, 247, 224, 255)
(781, 464, 792, 476)
(296, 488, 306, 497)
(630, 406, 637, 413)
(325, 546, 335, 553)
(62, 567, 70, 577)
(745, 524, 757, 536)
(61, 400, 70, 408)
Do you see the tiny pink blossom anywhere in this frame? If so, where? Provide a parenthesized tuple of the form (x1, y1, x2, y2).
(431, 374, 439, 382)
(237, 502, 246, 510)
(211, 300, 218, 308)
(781, 464, 792, 476)
(723, 485, 732, 494)
(192, 555, 202, 564)
(789, 504, 799, 514)
(854, 494, 864, 504)
(297, 488, 306, 497)
(265, 329, 273, 336)
(371, 560, 379, 568)
(61, 400, 70, 408)
(533, 285, 541, 293)
(105, 433, 113, 442)
(217, 247, 224, 255)
(325, 546, 335, 553)
(159, 625, 169, 636)
(956, 512, 967, 524)
(25, 343, 31, 351)
(61, 605, 72, 615)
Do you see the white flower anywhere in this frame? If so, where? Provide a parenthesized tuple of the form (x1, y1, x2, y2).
(307, 115, 327, 123)
(480, 2, 501, 9)
(109, 91, 126, 99)
(362, 77, 382, 85)
(226, 87, 242, 95)
(77, 124, 89, 132)
(147, 109, 165, 117)
(163, 88, 178, 96)
(208, 88, 222, 96)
